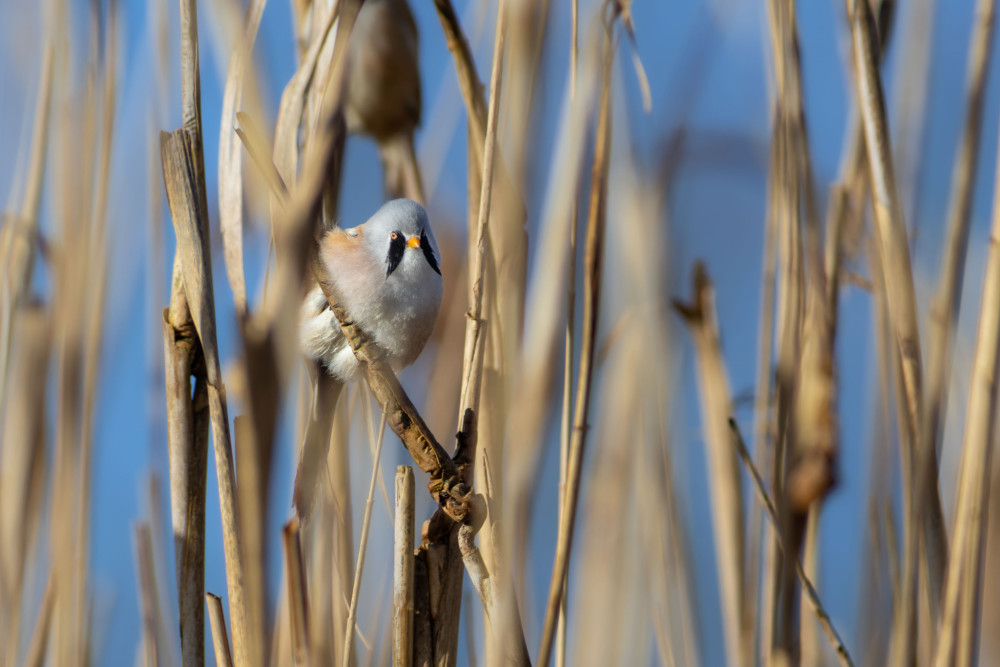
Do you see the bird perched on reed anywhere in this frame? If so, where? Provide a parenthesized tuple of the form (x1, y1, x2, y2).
(344, 0, 424, 203)
(294, 198, 442, 520)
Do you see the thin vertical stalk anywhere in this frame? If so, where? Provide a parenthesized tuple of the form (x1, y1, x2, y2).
(932, 79, 1000, 667)
(342, 411, 388, 667)
(393, 466, 415, 667)
(537, 18, 613, 666)
(921, 0, 996, 625)
(458, 0, 508, 419)
(847, 2, 943, 664)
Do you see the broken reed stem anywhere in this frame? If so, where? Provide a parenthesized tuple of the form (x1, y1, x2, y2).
(458, 0, 507, 419)
(342, 410, 388, 667)
(162, 301, 209, 667)
(206, 593, 235, 667)
(537, 18, 614, 667)
(458, 524, 494, 619)
(729, 420, 854, 667)
(161, 127, 249, 667)
(932, 71, 1000, 667)
(673, 264, 746, 667)
(283, 519, 310, 665)
(393, 466, 415, 667)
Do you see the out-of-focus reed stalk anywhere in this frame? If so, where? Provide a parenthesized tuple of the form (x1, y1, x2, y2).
(342, 413, 388, 667)
(457, 0, 506, 430)
(730, 420, 854, 667)
(218, 0, 267, 317)
(846, 1, 944, 664)
(921, 0, 996, 631)
(283, 519, 310, 665)
(0, 306, 49, 666)
(932, 67, 1000, 667)
(537, 11, 614, 665)
(673, 264, 746, 667)
(0, 41, 52, 419)
(749, 103, 780, 667)
(766, 3, 839, 662)
(135, 523, 162, 667)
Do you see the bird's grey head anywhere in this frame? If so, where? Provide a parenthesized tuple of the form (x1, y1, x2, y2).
(360, 198, 441, 278)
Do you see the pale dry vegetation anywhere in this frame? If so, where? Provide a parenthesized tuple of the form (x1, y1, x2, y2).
(1, 0, 1000, 666)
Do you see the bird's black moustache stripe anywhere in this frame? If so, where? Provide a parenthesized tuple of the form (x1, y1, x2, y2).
(386, 231, 406, 277)
(421, 230, 441, 275)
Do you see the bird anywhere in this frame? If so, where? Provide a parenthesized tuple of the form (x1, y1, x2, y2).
(294, 198, 443, 520)
(343, 0, 424, 203)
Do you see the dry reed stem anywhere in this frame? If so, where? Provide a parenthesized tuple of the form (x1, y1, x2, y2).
(0, 42, 53, 417)
(752, 114, 781, 667)
(145, 476, 181, 667)
(343, 411, 388, 667)
(847, 1, 945, 663)
(271, 2, 340, 195)
(161, 128, 249, 666)
(925, 0, 997, 447)
(800, 507, 821, 667)
(431, 0, 488, 158)
(236, 111, 291, 203)
(22, 575, 55, 667)
(164, 5, 254, 665)
(218, 0, 268, 315)
(457, 524, 493, 622)
(283, 519, 311, 665)
(932, 76, 1000, 667)
(313, 281, 472, 520)
(135, 523, 162, 667)
(537, 15, 613, 666)
(75, 11, 117, 657)
(0, 306, 49, 665)
(729, 421, 854, 667)
(413, 549, 433, 667)
(207, 593, 235, 667)
(555, 159, 579, 667)
(162, 301, 209, 667)
(393, 466, 415, 667)
(234, 412, 270, 666)
(921, 0, 996, 627)
(457, 0, 507, 420)
(555, 10, 582, 657)
(673, 264, 746, 667)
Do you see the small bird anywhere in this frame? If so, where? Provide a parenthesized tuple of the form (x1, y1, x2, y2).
(295, 198, 443, 519)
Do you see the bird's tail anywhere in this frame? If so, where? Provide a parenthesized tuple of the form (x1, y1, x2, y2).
(293, 371, 345, 524)
(379, 132, 424, 205)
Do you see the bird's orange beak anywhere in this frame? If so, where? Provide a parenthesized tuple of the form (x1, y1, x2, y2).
(406, 236, 421, 249)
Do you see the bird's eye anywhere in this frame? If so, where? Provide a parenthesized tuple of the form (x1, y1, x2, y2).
(390, 232, 399, 240)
